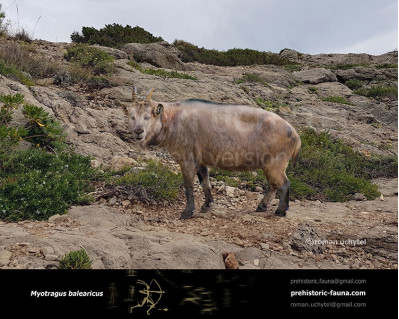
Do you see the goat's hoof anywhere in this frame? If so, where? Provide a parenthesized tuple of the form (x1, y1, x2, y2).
(256, 203, 267, 212)
(179, 210, 194, 220)
(199, 202, 214, 213)
(274, 209, 287, 217)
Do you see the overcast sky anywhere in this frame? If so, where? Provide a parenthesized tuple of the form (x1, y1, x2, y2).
(2, 0, 398, 55)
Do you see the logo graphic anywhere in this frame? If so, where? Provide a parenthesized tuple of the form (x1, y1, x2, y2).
(129, 279, 167, 315)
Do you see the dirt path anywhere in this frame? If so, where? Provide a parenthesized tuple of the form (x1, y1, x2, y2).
(130, 177, 397, 269)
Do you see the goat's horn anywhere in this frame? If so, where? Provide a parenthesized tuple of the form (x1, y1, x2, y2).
(146, 88, 155, 101)
(132, 86, 138, 102)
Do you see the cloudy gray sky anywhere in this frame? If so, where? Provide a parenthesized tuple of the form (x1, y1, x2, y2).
(2, 0, 398, 55)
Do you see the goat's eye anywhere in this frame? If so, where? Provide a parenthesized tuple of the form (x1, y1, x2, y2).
(144, 116, 150, 121)
(131, 116, 136, 120)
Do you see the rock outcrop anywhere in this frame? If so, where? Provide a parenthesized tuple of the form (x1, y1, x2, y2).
(122, 41, 186, 70)
(293, 67, 338, 84)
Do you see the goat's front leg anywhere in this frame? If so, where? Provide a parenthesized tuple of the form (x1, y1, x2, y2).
(179, 160, 196, 219)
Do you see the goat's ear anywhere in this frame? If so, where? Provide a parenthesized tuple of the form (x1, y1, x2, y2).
(122, 104, 129, 115)
(153, 103, 164, 117)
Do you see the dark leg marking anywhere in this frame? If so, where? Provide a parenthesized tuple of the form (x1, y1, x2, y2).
(197, 165, 214, 213)
(275, 180, 290, 217)
(179, 161, 196, 219)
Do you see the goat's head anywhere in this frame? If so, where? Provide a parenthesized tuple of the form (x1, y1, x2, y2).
(123, 87, 164, 143)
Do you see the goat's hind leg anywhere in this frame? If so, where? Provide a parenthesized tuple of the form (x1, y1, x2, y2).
(256, 182, 277, 212)
(275, 178, 290, 217)
(197, 165, 214, 213)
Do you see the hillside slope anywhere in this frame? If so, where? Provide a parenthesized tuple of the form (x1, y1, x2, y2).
(0, 38, 397, 269)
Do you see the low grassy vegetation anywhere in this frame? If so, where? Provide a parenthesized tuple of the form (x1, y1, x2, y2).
(327, 63, 397, 70)
(254, 97, 287, 111)
(65, 43, 115, 75)
(210, 128, 397, 202)
(0, 41, 59, 86)
(210, 169, 265, 190)
(354, 85, 398, 99)
(320, 96, 354, 105)
(345, 79, 363, 90)
(327, 64, 369, 70)
(328, 63, 398, 70)
(140, 67, 196, 80)
(284, 64, 302, 72)
(0, 62, 35, 86)
(308, 87, 318, 94)
(376, 63, 398, 69)
(85, 75, 113, 89)
(234, 73, 267, 85)
(127, 61, 197, 80)
(61, 43, 119, 86)
(111, 160, 183, 201)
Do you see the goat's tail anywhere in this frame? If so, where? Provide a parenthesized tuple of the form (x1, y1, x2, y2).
(291, 132, 301, 167)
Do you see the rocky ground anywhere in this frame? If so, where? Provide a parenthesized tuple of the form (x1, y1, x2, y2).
(0, 177, 397, 269)
(0, 39, 397, 269)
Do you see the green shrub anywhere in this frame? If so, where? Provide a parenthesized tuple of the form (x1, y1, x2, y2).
(0, 93, 24, 125)
(0, 93, 103, 222)
(0, 148, 100, 221)
(173, 40, 294, 67)
(71, 23, 163, 48)
(23, 104, 66, 151)
(113, 160, 183, 201)
(288, 175, 316, 199)
(0, 93, 28, 154)
(0, 125, 27, 155)
(59, 249, 92, 269)
(289, 128, 396, 201)
(65, 44, 115, 75)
